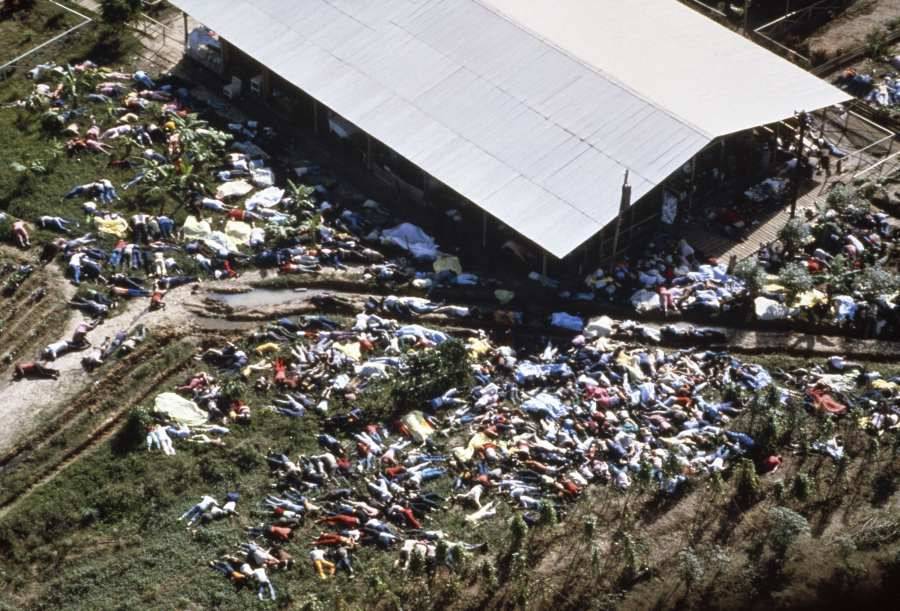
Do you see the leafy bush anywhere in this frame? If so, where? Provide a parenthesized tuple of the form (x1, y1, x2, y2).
(778, 262, 814, 302)
(359, 339, 472, 421)
(110, 407, 151, 454)
(792, 473, 813, 502)
(864, 27, 889, 59)
(766, 506, 810, 559)
(733, 458, 761, 506)
(778, 218, 811, 256)
(100, 0, 141, 25)
(733, 257, 767, 297)
(853, 266, 898, 301)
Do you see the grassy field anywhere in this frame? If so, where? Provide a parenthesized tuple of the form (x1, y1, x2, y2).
(0, 1, 88, 65)
(0, 311, 896, 610)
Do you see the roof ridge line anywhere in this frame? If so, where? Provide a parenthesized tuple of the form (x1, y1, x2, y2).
(470, 0, 715, 139)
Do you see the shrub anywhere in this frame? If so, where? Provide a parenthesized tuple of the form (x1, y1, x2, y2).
(853, 266, 898, 302)
(766, 506, 810, 559)
(100, 0, 141, 25)
(509, 515, 528, 551)
(864, 27, 889, 59)
(778, 262, 813, 302)
(677, 547, 705, 592)
(111, 407, 151, 454)
(539, 501, 557, 526)
(733, 458, 761, 507)
(358, 339, 472, 421)
(792, 473, 813, 502)
(778, 218, 810, 256)
(733, 257, 767, 297)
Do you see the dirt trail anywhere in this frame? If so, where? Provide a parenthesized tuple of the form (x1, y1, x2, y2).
(0, 275, 201, 454)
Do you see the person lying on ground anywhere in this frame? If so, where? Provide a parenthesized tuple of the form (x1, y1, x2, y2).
(12, 220, 30, 248)
(149, 287, 166, 311)
(69, 297, 109, 319)
(110, 286, 151, 298)
(208, 556, 252, 590)
(200, 492, 239, 522)
(42, 339, 75, 361)
(188, 434, 226, 447)
(65, 138, 112, 154)
(179, 495, 218, 524)
(146, 424, 175, 456)
(309, 548, 335, 579)
(247, 523, 293, 542)
(71, 319, 99, 347)
(13, 361, 59, 380)
(63, 179, 117, 203)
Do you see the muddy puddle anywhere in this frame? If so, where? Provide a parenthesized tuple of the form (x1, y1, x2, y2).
(209, 288, 322, 309)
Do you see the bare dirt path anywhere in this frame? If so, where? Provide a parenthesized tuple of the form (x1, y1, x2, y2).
(808, 0, 900, 56)
(0, 274, 200, 454)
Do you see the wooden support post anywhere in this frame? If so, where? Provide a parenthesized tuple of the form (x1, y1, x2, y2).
(221, 39, 232, 74)
(687, 158, 697, 213)
(790, 111, 808, 219)
(611, 170, 632, 259)
(312, 99, 319, 134)
(262, 69, 272, 99)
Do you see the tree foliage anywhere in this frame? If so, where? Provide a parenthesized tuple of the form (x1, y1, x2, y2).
(778, 262, 814, 302)
(733, 257, 767, 297)
(853, 266, 898, 301)
(766, 506, 810, 559)
(359, 339, 472, 421)
(100, 0, 142, 25)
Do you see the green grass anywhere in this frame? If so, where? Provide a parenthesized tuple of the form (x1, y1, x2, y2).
(0, 321, 897, 609)
(0, 1, 86, 65)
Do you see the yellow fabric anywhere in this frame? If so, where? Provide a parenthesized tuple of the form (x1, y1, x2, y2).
(94, 216, 130, 238)
(794, 289, 827, 308)
(335, 342, 361, 361)
(153, 392, 207, 426)
(871, 379, 899, 392)
(467, 337, 492, 357)
(615, 351, 645, 382)
(182, 215, 212, 240)
(763, 282, 785, 294)
(402, 411, 434, 442)
(433, 254, 462, 275)
(452, 432, 493, 462)
(225, 220, 252, 245)
(254, 342, 279, 355)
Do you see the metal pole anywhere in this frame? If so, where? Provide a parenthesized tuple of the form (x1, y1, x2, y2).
(541, 253, 548, 277)
(366, 135, 372, 170)
(481, 212, 487, 249)
(744, 0, 752, 34)
(182, 11, 188, 49)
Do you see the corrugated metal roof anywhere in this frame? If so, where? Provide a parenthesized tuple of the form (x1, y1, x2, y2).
(169, 0, 849, 258)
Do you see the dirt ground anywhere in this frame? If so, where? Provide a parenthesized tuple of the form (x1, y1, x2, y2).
(0, 273, 200, 454)
(808, 0, 900, 55)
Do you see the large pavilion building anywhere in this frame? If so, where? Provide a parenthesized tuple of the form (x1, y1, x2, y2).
(169, 0, 850, 266)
